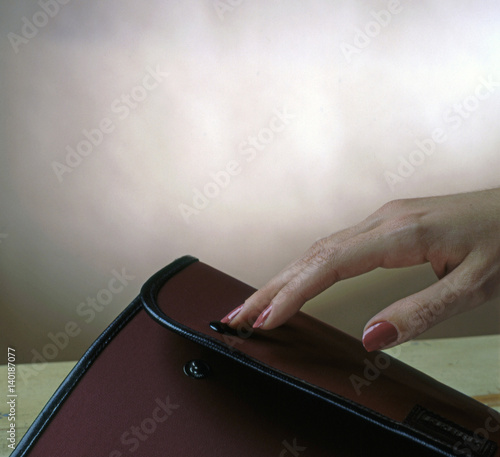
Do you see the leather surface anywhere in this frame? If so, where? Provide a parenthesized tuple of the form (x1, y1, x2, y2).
(16, 308, 454, 456)
(13, 256, 499, 457)
(148, 257, 500, 457)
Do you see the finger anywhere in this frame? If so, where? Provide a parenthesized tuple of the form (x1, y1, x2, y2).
(235, 221, 430, 331)
(254, 232, 392, 330)
(225, 225, 366, 329)
(361, 261, 481, 352)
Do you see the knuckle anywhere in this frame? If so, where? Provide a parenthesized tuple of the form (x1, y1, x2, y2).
(381, 210, 428, 250)
(307, 238, 336, 268)
(310, 237, 329, 254)
(391, 213, 424, 235)
(371, 199, 421, 234)
(378, 198, 408, 215)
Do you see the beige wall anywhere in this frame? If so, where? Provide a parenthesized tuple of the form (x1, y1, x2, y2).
(0, 0, 499, 365)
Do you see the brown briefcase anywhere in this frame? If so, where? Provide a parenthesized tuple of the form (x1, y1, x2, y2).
(12, 256, 500, 456)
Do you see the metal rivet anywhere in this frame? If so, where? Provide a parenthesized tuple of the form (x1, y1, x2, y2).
(183, 360, 211, 379)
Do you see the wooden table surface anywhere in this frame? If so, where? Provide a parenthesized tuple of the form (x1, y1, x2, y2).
(0, 335, 498, 456)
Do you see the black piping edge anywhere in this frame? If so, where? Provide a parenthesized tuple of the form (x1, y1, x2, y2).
(9, 255, 470, 457)
(10, 295, 143, 457)
(140, 256, 460, 457)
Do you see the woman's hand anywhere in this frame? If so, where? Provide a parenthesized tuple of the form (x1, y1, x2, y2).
(222, 188, 500, 351)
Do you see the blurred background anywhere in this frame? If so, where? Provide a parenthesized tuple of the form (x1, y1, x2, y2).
(0, 0, 499, 365)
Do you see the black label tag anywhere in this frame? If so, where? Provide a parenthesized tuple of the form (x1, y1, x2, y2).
(404, 405, 497, 457)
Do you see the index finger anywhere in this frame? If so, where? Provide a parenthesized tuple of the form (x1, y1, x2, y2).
(228, 222, 427, 330)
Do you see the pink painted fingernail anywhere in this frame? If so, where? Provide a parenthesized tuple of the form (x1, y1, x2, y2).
(253, 305, 272, 329)
(362, 321, 399, 352)
(221, 304, 244, 323)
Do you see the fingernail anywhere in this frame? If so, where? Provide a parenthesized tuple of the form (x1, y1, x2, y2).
(362, 321, 398, 352)
(221, 304, 244, 323)
(253, 305, 272, 329)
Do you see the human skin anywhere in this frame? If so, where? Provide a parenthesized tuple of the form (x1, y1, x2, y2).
(223, 188, 500, 351)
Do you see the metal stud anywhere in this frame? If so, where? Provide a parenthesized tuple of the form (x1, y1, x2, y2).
(183, 360, 211, 379)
